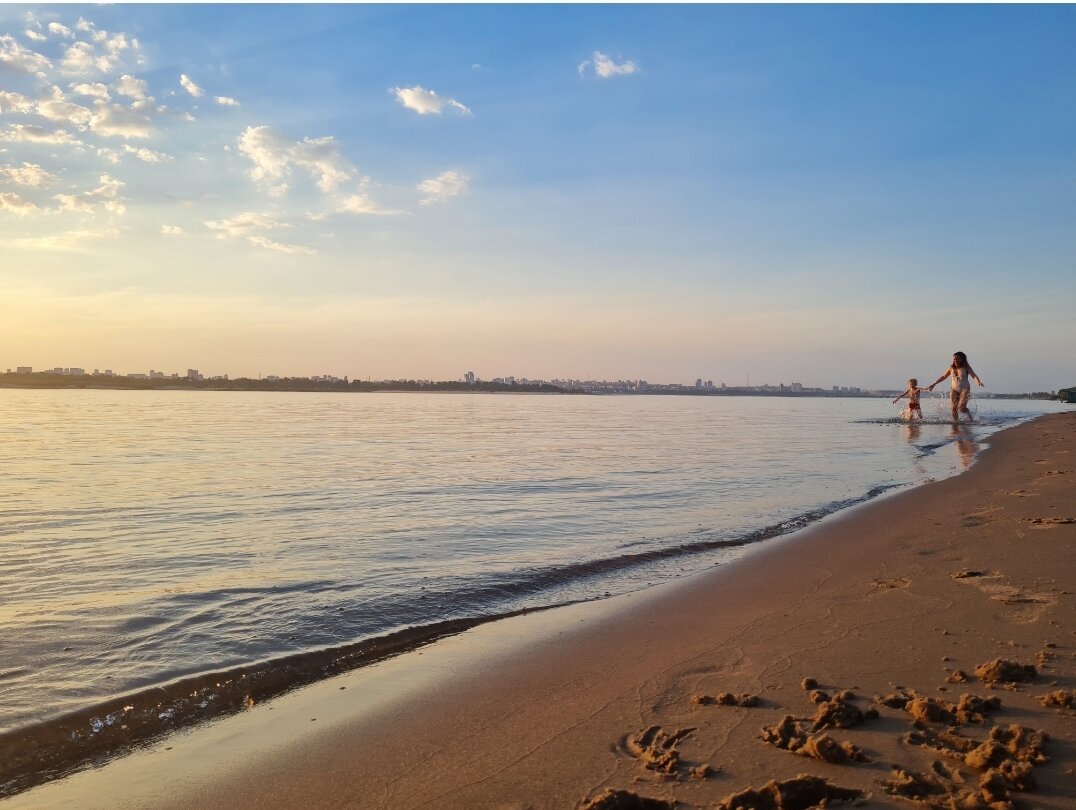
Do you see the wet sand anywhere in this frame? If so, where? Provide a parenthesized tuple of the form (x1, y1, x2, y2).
(7, 411, 1075, 809)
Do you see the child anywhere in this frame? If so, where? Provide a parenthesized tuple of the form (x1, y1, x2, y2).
(893, 378, 928, 419)
(927, 351, 983, 422)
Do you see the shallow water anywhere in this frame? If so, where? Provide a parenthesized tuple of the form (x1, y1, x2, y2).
(0, 390, 1057, 735)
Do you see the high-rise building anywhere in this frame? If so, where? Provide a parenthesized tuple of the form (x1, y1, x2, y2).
(464, 371, 475, 384)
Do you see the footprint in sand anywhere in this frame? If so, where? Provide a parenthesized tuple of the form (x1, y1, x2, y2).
(961, 515, 992, 528)
(872, 577, 911, 591)
(1009, 489, 1035, 497)
(1041, 470, 1070, 477)
(952, 573, 1058, 623)
(1027, 517, 1075, 529)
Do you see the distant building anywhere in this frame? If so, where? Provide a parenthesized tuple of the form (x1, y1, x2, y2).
(187, 369, 202, 381)
(150, 370, 165, 379)
(695, 378, 703, 389)
(464, 371, 475, 384)
(128, 373, 148, 379)
(16, 366, 31, 374)
(52, 367, 64, 375)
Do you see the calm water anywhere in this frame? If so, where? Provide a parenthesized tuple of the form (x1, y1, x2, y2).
(0, 390, 1057, 733)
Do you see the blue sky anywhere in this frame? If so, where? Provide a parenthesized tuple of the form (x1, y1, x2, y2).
(1, 4, 1074, 390)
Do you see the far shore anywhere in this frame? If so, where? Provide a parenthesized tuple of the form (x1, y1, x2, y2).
(7, 411, 1074, 809)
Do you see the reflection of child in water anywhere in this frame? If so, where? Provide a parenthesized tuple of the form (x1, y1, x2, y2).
(893, 378, 929, 420)
(928, 351, 983, 422)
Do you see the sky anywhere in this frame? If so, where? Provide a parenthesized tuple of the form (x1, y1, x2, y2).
(1, 4, 1074, 392)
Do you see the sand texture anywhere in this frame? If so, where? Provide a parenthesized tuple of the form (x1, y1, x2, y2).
(9, 411, 1075, 810)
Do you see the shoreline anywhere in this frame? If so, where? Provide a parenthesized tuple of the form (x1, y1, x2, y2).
(6, 411, 1074, 809)
(0, 473, 916, 794)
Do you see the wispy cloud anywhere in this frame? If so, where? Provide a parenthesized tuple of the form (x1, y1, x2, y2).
(0, 161, 57, 187)
(97, 144, 172, 164)
(0, 124, 84, 147)
(0, 191, 41, 216)
(417, 170, 469, 206)
(3, 226, 119, 251)
(35, 86, 94, 128)
(391, 85, 471, 116)
(204, 211, 287, 238)
(161, 224, 183, 235)
(1, 33, 52, 76)
(69, 82, 110, 100)
(179, 74, 203, 98)
(238, 125, 354, 194)
(89, 100, 156, 139)
(0, 89, 34, 114)
(115, 74, 149, 101)
(247, 234, 316, 255)
(578, 51, 639, 79)
(338, 192, 403, 216)
(214, 95, 239, 107)
(53, 173, 126, 215)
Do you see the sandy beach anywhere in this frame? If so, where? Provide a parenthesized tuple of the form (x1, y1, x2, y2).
(7, 410, 1074, 810)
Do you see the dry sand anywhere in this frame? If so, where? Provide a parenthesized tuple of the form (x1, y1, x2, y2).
(8, 411, 1075, 810)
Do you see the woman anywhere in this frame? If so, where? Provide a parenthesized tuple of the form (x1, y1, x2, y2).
(927, 351, 983, 422)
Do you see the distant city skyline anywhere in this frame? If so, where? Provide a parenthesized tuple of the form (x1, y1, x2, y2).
(1, 5, 1074, 392)
(5, 364, 1058, 395)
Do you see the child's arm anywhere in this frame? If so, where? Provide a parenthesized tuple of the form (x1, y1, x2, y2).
(927, 368, 952, 391)
(892, 390, 908, 403)
(967, 365, 984, 386)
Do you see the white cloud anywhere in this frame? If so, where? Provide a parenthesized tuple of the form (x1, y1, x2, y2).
(0, 124, 84, 147)
(89, 100, 155, 139)
(391, 85, 471, 116)
(98, 144, 170, 164)
(61, 42, 97, 74)
(179, 74, 203, 98)
(161, 224, 183, 235)
(54, 173, 126, 215)
(214, 95, 239, 107)
(417, 170, 469, 206)
(0, 191, 40, 216)
(0, 161, 56, 187)
(204, 211, 284, 238)
(238, 125, 354, 193)
(124, 144, 170, 163)
(115, 74, 149, 101)
(0, 34, 52, 76)
(69, 82, 110, 100)
(0, 90, 35, 114)
(25, 29, 47, 43)
(35, 86, 94, 128)
(338, 193, 403, 216)
(60, 29, 136, 76)
(247, 235, 316, 255)
(578, 51, 639, 79)
(48, 22, 74, 39)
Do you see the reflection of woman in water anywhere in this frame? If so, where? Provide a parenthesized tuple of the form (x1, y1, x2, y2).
(950, 422, 977, 469)
(928, 351, 983, 422)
